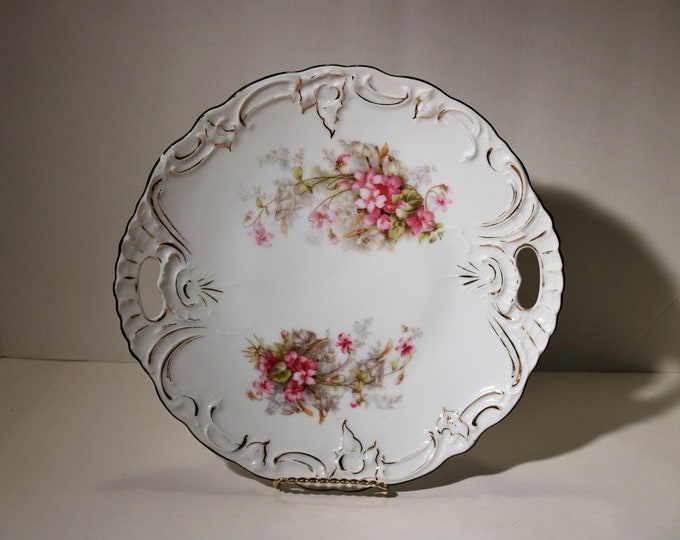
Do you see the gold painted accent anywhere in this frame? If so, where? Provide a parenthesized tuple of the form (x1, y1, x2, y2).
(134, 324, 149, 336)
(172, 135, 202, 161)
(488, 316, 522, 386)
(496, 310, 514, 321)
(480, 243, 505, 252)
(528, 229, 547, 243)
(167, 155, 208, 176)
(521, 325, 537, 349)
(355, 80, 409, 106)
(488, 257, 503, 296)
(238, 80, 296, 127)
(140, 222, 156, 240)
(380, 432, 437, 476)
(471, 405, 502, 427)
(273, 477, 388, 492)
(535, 319, 546, 333)
(205, 120, 237, 150)
(150, 178, 190, 253)
(513, 355, 523, 386)
(482, 150, 526, 228)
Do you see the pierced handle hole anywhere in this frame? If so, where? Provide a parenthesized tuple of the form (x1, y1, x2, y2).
(139, 257, 164, 320)
(516, 246, 540, 309)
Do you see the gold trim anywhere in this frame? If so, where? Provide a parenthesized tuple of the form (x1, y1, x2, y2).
(355, 79, 409, 106)
(172, 135, 202, 161)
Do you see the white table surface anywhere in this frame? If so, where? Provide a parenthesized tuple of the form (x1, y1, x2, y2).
(1, 358, 679, 539)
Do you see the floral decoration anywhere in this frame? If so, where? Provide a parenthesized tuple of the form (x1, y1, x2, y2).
(244, 319, 422, 423)
(242, 141, 451, 251)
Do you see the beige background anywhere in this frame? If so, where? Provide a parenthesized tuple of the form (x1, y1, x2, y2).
(1, 0, 678, 371)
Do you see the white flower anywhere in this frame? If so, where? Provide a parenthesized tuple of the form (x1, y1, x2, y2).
(406, 164, 435, 187)
(350, 227, 388, 252)
(275, 181, 302, 215)
(352, 318, 373, 341)
(381, 156, 407, 177)
(350, 141, 381, 169)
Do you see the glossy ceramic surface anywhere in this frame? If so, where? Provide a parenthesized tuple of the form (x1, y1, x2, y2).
(115, 66, 563, 487)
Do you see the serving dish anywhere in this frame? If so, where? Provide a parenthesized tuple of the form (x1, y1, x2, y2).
(114, 65, 562, 489)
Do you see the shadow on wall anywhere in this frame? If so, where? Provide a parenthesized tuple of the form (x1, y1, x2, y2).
(400, 185, 680, 491)
(536, 187, 680, 373)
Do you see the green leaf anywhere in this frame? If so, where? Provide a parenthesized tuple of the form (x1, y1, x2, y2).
(418, 231, 429, 243)
(271, 342, 287, 359)
(350, 369, 370, 383)
(255, 196, 263, 208)
(268, 361, 292, 383)
(292, 166, 304, 181)
(299, 179, 315, 194)
(388, 216, 406, 242)
(390, 360, 399, 371)
(394, 188, 423, 219)
(352, 382, 363, 393)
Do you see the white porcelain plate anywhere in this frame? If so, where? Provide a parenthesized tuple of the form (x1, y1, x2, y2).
(115, 66, 562, 489)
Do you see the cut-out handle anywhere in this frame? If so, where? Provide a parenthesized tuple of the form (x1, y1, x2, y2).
(503, 205, 562, 376)
(138, 257, 164, 320)
(516, 245, 541, 310)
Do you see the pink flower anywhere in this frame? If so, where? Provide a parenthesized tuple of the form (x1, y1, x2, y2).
(293, 368, 317, 386)
(280, 329, 289, 340)
(283, 350, 300, 368)
(335, 332, 355, 354)
(284, 379, 306, 403)
(250, 222, 273, 247)
(375, 213, 392, 232)
(354, 172, 404, 217)
(373, 175, 403, 214)
(362, 207, 382, 226)
(284, 351, 318, 386)
(405, 205, 435, 235)
(350, 400, 360, 408)
(352, 168, 376, 191)
(310, 204, 337, 229)
(253, 374, 274, 396)
(430, 190, 452, 211)
(335, 153, 350, 171)
(396, 336, 416, 358)
(381, 175, 404, 194)
(356, 185, 387, 214)
(258, 351, 278, 374)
